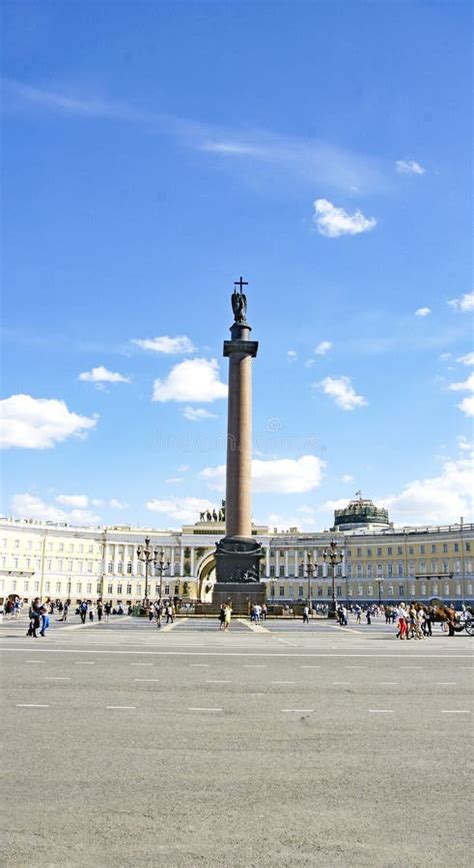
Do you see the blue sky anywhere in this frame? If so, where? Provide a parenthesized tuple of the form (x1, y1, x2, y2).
(1, 0, 473, 530)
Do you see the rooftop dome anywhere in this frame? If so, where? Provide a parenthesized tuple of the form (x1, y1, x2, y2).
(332, 493, 391, 532)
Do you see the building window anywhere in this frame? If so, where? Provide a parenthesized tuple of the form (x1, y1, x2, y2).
(46, 559, 52, 571)
(366, 548, 372, 557)
(431, 544, 436, 553)
(367, 585, 373, 596)
(357, 564, 362, 578)
(89, 545, 93, 554)
(387, 563, 393, 577)
(77, 583, 82, 593)
(346, 565, 352, 578)
(34, 581, 40, 592)
(444, 583, 450, 596)
(377, 563, 382, 577)
(387, 585, 394, 596)
(455, 560, 461, 575)
(164, 585, 169, 595)
(347, 586, 352, 596)
(58, 559, 63, 571)
(409, 546, 414, 555)
(154, 585, 160, 596)
(398, 584, 404, 596)
(327, 587, 332, 597)
(420, 545, 425, 554)
(127, 562, 132, 574)
(398, 563, 403, 577)
(279, 565, 285, 577)
(456, 583, 462, 595)
(270, 566, 275, 577)
(77, 561, 83, 573)
(387, 547, 392, 556)
(13, 558, 19, 568)
(466, 560, 472, 574)
(443, 543, 448, 553)
(367, 564, 372, 578)
(127, 584, 132, 595)
(298, 586, 304, 598)
(420, 583, 426, 594)
(410, 584, 415, 595)
(174, 584, 180, 595)
(87, 561, 92, 573)
(45, 581, 50, 592)
(409, 561, 415, 576)
(117, 584, 122, 594)
(336, 585, 342, 596)
(432, 582, 438, 595)
(279, 586, 285, 597)
(25, 558, 31, 568)
(56, 582, 61, 593)
(67, 560, 73, 571)
(117, 561, 123, 574)
(466, 542, 471, 552)
(14, 539, 20, 549)
(397, 547, 403, 556)
(377, 547, 382, 557)
(288, 586, 294, 597)
(298, 564, 304, 577)
(24, 581, 29, 592)
(419, 560, 426, 574)
(69, 544, 74, 553)
(467, 583, 473, 595)
(96, 584, 101, 594)
(108, 562, 113, 573)
(12, 580, 17, 591)
(79, 544, 84, 554)
(58, 543, 64, 552)
(454, 543, 459, 553)
(442, 560, 449, 573)
(357, 547, 362, 557)
(358, 585, 363, 596)
(108, 584, 113, 594)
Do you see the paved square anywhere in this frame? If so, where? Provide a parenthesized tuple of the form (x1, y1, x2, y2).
(1, 614, 472, 866)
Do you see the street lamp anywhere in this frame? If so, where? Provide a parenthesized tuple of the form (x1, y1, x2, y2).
(136, 537, 162, 607)
(377, 578, 383, 606)
(156, 549, 171, 600)
(306, 552, 317, 617)
(323, 540, 344, 619)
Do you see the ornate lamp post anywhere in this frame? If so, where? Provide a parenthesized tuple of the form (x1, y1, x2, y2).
(156, 549, 171, 600)
(136, 537, 161, 607)
(306, 552, 317, 617)
(323, 540, 344, 619)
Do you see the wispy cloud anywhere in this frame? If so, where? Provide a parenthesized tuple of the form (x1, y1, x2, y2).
(415, 307, 431, 317)
(3, 79, 390, 194)
(316, 376, 368, 411)
(395, 159, 425, 175)
(315, 340, 332, 355)
(448, 292, 474, 313)
(132, 335, 196, 354)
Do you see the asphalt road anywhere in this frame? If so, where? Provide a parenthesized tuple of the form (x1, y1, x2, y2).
(1, 614, 472, 867)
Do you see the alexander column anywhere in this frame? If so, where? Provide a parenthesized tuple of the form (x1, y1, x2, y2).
(214, 277, 264, 610)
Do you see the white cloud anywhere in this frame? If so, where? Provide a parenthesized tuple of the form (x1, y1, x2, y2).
(201, 141, 263, 156)
(395, 160, 425, 175)
(380, 455, 474, 525)
(56, 494, 88, 508)
(177, 464, 189, 473)
(457, 436, 473, 452)
(0, 394, 97, 449)
(448, 292, 474, 312)
(10, 493, 101, 526)
(415, 307, 431, 317)
(287, 350, 297, 362)
(109, 498, 127, 509)
(317, 376, 368, 411)
(78, 366, 131, 384)
(132, 335, 196, 354)
(341, 474, 354, 483)
(200, 454, 325, 494)
(457, 352, 474, 366)
(182, 406, 218, 422)
(448, 373, 474, 393)
(313, 198, 376, 238)
(165, 477, 183, 485)
(315, 340, 332, 355)
(458, 396, 474, 417)
(266, 505, 317, 532)
(146, 496, 213, 524)
(152, 358, 227, 403)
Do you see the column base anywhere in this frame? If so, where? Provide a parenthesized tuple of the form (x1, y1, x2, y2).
(215, 536, 263, 583)
(212, 582, 266, 615)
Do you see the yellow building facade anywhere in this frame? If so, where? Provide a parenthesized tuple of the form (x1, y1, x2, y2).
(1, 499, 473, 607)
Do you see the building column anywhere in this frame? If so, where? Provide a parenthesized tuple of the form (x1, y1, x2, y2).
(113, 544, 118, 576)
(190, 547, 195, 577)
(265, 546, 270, 576)
(180, 547, 185, 576)
(170, 547, 175, 577)
(303, 549, 308, 574)
(294, 548, 298, 578)
(104, 543, 109, 575)
(275, 550, 280, 578)
(132, 546, 138, 576)
(284, 550, 289, 578)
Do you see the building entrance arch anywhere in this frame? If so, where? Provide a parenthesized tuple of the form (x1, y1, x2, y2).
(196, 553, 216, 602)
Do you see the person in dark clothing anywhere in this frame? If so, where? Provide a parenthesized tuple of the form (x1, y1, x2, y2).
(27, 598, 42, 637)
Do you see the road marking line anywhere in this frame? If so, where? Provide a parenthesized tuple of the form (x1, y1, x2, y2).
(369, 709, 394, 713)
(188, 707, 222, 712)
(282, 708, 313, 713)
(44, 676, 71, 681)
(206, 680, 232, 684)
(16, 703, 50, 708)
(333, 681, 349, 685)
(441, 710, 470, 714)
(437, 682, 456, 686)
(190, 664, 209, 667)
(345, 666, 367, 669)
(26, 660, 43, 664)
(131, 663, 153, 666)
(379, 682, 398, 686)
(300, 665, 320, 669)
(244, 664, 266, 668)
(1, 647, 472, 659)
(106, 706, 136, 710)
(74, 661, 95, 665)
(271, 681, 295, 685)
(250, 692, 264, 696)
(133, 679, 160, 682)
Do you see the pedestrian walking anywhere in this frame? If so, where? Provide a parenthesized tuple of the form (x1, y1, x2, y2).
(89, 603, 94, 623)
(302, 605, 309, 624)
(224, 603, 232, 631)
(39, 606, 50, 637)
(218, 604, 226, 630)
(166, 603, 174, 624)
(79, 600, 88, 624)
(27, 598, 42, 638)
(104, 601, 112, 623)
(97, 600, 103, 622)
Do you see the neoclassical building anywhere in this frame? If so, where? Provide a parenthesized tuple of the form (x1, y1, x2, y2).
(1, 497, 473, 606)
